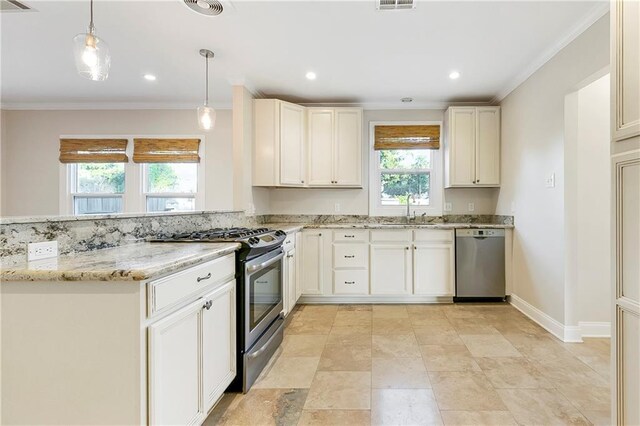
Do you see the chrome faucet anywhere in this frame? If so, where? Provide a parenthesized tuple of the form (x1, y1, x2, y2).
(406, 194, 415, 223)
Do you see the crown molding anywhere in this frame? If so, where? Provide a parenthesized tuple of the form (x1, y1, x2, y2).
(0, 102, 233, 111)
(299, 100, 495, 110)
(491, 1, 609, 104)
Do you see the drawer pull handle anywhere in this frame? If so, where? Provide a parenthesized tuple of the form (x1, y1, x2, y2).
(344, 255, 355, 258)
(344, 235, 355, 238)
(197, 273, 212, 282)
(345, 281, 355, 285)
(203, 300, 213, 310)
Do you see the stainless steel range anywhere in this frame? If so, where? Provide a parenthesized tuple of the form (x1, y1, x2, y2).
(151, 227, 287, 393)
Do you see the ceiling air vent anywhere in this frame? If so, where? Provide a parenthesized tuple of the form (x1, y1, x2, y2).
(0, 0, 33, 12)
(377, 0, 415, 10)
(183, 0, 223, 16)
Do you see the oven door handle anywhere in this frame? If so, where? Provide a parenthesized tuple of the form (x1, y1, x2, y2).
(247, 252, 284, 273)
(246, 317, 285, 360)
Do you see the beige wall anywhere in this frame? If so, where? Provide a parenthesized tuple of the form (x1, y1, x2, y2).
(565, 74, 611, 328)
(496, 14, 610, 324)
(268, 108, 500, 215)
(0, 109, 234, 216)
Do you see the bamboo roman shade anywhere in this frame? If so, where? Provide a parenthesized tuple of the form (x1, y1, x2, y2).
(133, 138, 201, 163)
(374, 125, 440, 150)
(59, 139, 129, 163)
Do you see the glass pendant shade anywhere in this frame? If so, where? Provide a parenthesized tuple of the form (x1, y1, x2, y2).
(73, 31, 111, 81)
(197, 105, 216, 131)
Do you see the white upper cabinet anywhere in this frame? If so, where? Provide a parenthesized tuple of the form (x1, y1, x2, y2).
(612, 0, 640, 141)
(334, 109, 363, 186)
(280, 102, 306, 186)
(253, 99, 306, 187)
(308, 109, 335, 186)
(307, 107, 363, 188)
(444, 106, 501, 187)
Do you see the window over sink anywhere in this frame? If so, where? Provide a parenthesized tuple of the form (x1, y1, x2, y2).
(369, 122, 443, 217)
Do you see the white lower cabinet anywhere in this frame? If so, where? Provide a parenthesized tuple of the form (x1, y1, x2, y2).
(283, 233, 299, 316)
(149, 275, 236, 426)
(413, 244, 454, 296)
(299, 228, 458, 301)
(149, 298, 203, 426)
(202, 282, 236, 411)
(370, 244, 412, 295)
(301, 230, 325, 295)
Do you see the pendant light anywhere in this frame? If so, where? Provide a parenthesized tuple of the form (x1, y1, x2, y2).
(73, 0, 111, 81)
(197, 49, 216, 131)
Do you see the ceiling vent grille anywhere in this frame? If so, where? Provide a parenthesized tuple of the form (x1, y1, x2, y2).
(183, 0, 224, 16)
(377, 0, 415, 11)
(0, 0, 33, 12)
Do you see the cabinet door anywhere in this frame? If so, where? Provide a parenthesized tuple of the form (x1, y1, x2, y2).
(301, 231, 324, 295)
(287, 249, 298, 311)
(202, 281, 236, 412)
(370, 244, 412, 295)
(449, 107, 476, 186)
(280, 102, 306, 186)
(475, 107, 501, 186)
(334, 109, 362, 186)
(149, 299, 203, 426)
(308, 109, 335, 186)
(612, 0, 640, 141)
(413, 244, 454, 296)
(295, 232, 303, 301)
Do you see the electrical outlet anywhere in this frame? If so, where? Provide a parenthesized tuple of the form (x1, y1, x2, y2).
(27, 241, 58, 262)
(545, 173, 555, 188)
(468, 202, 475, 212)
(334, 203, 341, 213)
(444, 202, 452, 212)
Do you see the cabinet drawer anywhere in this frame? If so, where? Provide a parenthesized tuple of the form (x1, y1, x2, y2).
(413, 229, 454, 243)
(149, 253, 236, 315)
(334, 270, 369, 295)
(283, 234, 296, 252)
(333, 229, 369, 242)
(370, 229, 412, 242)
(333, 244, 368, 269)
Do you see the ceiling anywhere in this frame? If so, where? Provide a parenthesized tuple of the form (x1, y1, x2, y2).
(0, 0, 608, 109)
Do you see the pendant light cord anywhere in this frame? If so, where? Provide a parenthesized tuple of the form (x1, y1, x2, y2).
(89, 0, 95, 33)
(205, 56, 209, 106)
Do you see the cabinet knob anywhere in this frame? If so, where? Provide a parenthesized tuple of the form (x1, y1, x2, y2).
(477, 179, 480, 183)
(405, 246, 409, 250)
(301, 180, 305, 184)
(203, 300, 213, 310)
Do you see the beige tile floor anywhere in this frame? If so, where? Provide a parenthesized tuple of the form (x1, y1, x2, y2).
(205, 304, 611, 426)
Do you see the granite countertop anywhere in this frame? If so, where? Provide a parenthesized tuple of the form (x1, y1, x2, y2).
(264, 222, 513, 230)
(1, 242, 240, 282)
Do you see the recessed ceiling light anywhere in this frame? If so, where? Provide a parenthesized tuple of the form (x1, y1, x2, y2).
(401, 97, 413, 103)
(449, 71, 461, 80)
(305, 71, 317, 80)
(144, 74, 157, 81)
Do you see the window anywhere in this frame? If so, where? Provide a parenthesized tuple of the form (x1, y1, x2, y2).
(72, 163, 125, 215)
(60, 136, 205, 215)
(379, 150, 432, 206)
(144, 163, 198, 212)
(369, 122, 443, 216)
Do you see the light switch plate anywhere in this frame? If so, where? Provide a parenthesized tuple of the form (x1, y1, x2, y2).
(468, 203, 475, 212)
(545, 173, 555, 188)
(334, 203, 341, 213)
(444, 202, 452, 212)
(27, 241, 58, 261)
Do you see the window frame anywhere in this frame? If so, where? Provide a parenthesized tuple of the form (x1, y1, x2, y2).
(59, 134, 206, 216)
(368, 121, 443, 217)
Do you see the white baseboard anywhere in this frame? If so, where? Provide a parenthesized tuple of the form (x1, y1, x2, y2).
(298, 295, 453, 304)
(509, 294, 570, 341)
(578, 321, 611, 337)
(509, 295, 611, 342)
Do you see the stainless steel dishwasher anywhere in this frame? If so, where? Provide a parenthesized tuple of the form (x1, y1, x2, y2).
(455, 229, 505, 301)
